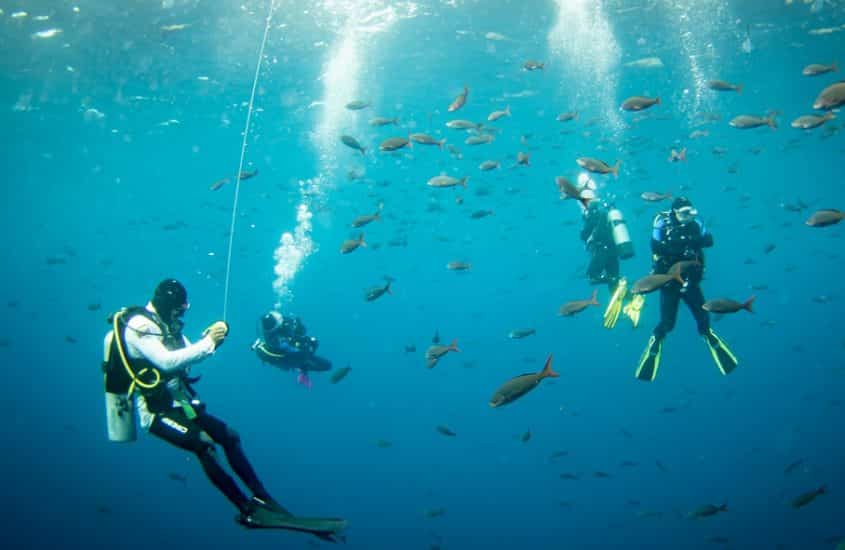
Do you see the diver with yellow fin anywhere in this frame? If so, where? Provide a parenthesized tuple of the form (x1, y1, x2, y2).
(635, 197, 739, 381)
(101, 279, 347, 541)
(578, 190, 643, 329)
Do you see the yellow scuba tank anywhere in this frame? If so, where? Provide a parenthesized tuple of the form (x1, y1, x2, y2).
(608, 207, 634, 259)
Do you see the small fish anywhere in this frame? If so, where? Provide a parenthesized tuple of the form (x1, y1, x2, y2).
(508, 328, 536, 339)
(688, 504, 728, 519)
(556, 111, 578, 122)
(65, 335, 78, 344)
(621, 96, 660, 111)
(619, 428, 633, 439)
(479, 160, 500, 171)
(576, 157, 620, 178)
(813, 81, 845, 110)
(489, 354, 559, 408)
(520, 429, 532, 442)
(448, 86, 469, 112)
(340, 233, 366, 254)
(706, 537, 730, 545)
(791, 112, 835, 129)
(465, 134, 494, 145)
(560, 473, 579, 480)
(487, 105, 511, 122)
(436, 425, 456, 437)
(641, 191, 672, 202)
(410, 133, 446, 149)
(239, 169, 259, 181)
(380, 136, 411, 152)
(655, 460, 668, 472)
(352, 204, 383, 228)
(619, 460, 639, 468)
(729, 114, 777, 130)
(791, 485, 826, 508)
(702, 296, 755, 314)
(558, 290, 599, 317)
(330, 365, 351, 384)
(369, 116, 398, 126)
(763, 243, 776, 254)
(523, 60, 544, 71)
(446, 261, 472, 271)
(375, 439, 393, 448)
(160, 23, 190, 32)
(425, 339, 459, 368)
(707, 80, 742, 93)
(593, 471, 612, 479)
(423, 507, 446, 518)
(668, 148, 687, 162)
(87, 303, 102, 311)
(806, 209, 845, 227)
(485, 31, 506, 41)
(549, 450, 569, 460)
(516, 152, 530, 166)
(802, 62, 837, 76)
(404, 344, 416, 353)
(209, 177, 230, 191)
(784, 459, 805, 475)
(167, 472, 187, 485)
(445, 120, 479, 130)
(345, 100, 370, 110)
(341, 135, 366, 155)
(632, 272, 684, 295)
(556, 176, 590, 208)
(428, 175, 468, 188)
(689, 129, 709, 139)
(364, 280, 392, 302)
(470, 209, 494, 219)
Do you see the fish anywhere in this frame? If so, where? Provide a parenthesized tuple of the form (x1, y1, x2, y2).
(508, 328, 536, 339)
(410, 133, 446, 149)
(560, 473, 579, 480)
(425, 339, 459, 369)
(341, 135, 366, 155)
(688, 504, 728, 519)
(445, 120, 480, 130)
(655, 460, 668, 472)
(65, 335, 78, 344)
(345, 100, 370, 110)
(668, 148, 687, 162)
(446, 261, 472, 271)
(470, 209, 494, 219)
(375, 439, 393, 448)
(423, 507, 446, 518)
(364, 280, 392, 302)
(624, 57, 664, 69)
(558, 289, 599, 317)
(802, 62, 837, 76)
(706, 537, 730, 545)
(523, 60, 544, 71)
(404, 344, 416, 353)
(813, 82, 845, 110)
(549, 450, 569, 460)
(87, 303, 102, 311)
(631, 272, 684, 294)
(689, 129, 709, 139)
(465, 134, 494, 145)
(593, 471, 612, 478)
(806, 209, 845, 227)
(641, 191, 672, 202)
(619, 460, 639, 468)
(160, 23, 190, 32)
(516, 152, 530, 166)
(621, 96, 660, 111)
(369, 117, 398, 126)
(520, 429, 532, 442)
(479, 160, 500, 171)
(576, 157, 620, 178)
(330, 365, 351, 384)
(667, 260, 700, 278)
(556, 111, 578, 122)
(352, 204, 383, 228)
(489, 354, 559, 408)
(209, 177, 230, 191)
(791, 486, 825, 508)
(485, 31, 506, 41)
(707, 80, 743, 93)
(340, 233, 366, 254)
(487, 105, 511, 121)
(239, 169, 259, 181)
(380, 136, 411, 152)
(448, 86, 469, 112)
(428, 175, 468, 188)
(784, 459, 805, 475)
(729, 114, 777, 129)
(556, 176, 591, 208)
(436, 425, 456, 437)
(763, 243, 776, 254)
(791, 112, 835, 129)
(167, 472, 187, 485)
(702, 296, 755, 314)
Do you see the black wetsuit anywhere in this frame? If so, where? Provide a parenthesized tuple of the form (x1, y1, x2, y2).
(260, 317, 330, 372)
(650, 211, 714, 341)
(581, 202, 619, 289)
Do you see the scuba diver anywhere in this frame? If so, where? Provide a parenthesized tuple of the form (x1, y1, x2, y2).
(635, 197, 739, 381)
(578, 195, 644, 329)
(252, 310, 332, 389)
(101, 279, 346, 540)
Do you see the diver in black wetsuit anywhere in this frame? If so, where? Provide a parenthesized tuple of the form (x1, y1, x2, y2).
(252, 311, 332, 388)
(581, 199, 620, 290)
(635, 197, 739, 381)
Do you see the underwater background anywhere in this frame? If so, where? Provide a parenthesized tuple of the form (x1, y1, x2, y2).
(1, 0, 843, 548)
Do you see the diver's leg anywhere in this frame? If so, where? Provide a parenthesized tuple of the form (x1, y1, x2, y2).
(682, 283, 710, 335)
(149, 410, 250, 512)
(586, 248, 604, 284)
(653, 284, 681, 341)
(605, 251, 620, 290)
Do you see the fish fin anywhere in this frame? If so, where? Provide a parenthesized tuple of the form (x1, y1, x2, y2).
(743, 295, 755, 312)
(541, 354, 559, 378)
(655, 96, 661, 104)
(358, 233, 366, 247)
(449, 339, 460, 352)
(736, 84, 743, 94)
(612, 160, 621, 178)
(590, 289, 599, 305)
(505, 105, 511, 116)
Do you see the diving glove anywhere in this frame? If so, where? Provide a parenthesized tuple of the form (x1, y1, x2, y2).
(623, 294, 645, 328)
(603, 278, 627, 329)
(203, 321, 229, 348)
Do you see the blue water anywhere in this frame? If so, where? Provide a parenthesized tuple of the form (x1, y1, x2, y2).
(2, 1, 844, 548)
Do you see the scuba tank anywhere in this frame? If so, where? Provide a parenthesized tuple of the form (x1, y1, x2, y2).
(103, 329, 137, 443)
(607, 207, 634, 259)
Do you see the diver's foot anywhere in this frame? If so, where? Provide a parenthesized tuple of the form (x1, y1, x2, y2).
(251, 495, 292, 516)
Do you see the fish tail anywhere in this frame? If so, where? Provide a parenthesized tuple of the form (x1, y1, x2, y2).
(407, 134, 414, 148)
(541, 354, 559, 378)
(448, 339, 460, 353)
(767, 115, 778, 129)
(359, 233, 367, 247)
(590, 289, 599, 305)
(817, 485, 827, 495)
(736, 84, 743, 94)
(679, 148, 687, 162)
(460, 176, 469, 187)
(505, 105, 511, 116)
(833, 62, 838, 72)
(719, 504, 728, 512)
(385, 282, 392, 294)
(655, 96, 661, 105)
(574, 112, 579, 120)
(673, 271, 685, 286)
(743, 295, 756, 313)
(612, 160, 621, 178)
(438, 139, 445, 150)
(360, 147, 367, 156)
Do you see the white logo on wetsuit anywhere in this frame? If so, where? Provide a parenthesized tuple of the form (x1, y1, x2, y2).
(162, 417, 189, 434)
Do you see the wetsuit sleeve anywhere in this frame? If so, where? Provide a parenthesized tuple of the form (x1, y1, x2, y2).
(580, 211, 597, 242)
(124, 315, 215, 374)
(697, 221, 713, 248)
(277, 339, 302, 354)
(651, 215, 670, 257)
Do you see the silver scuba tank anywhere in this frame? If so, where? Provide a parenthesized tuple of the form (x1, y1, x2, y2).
(103, 330, 137, 442)
(607, 208, 634, 259)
